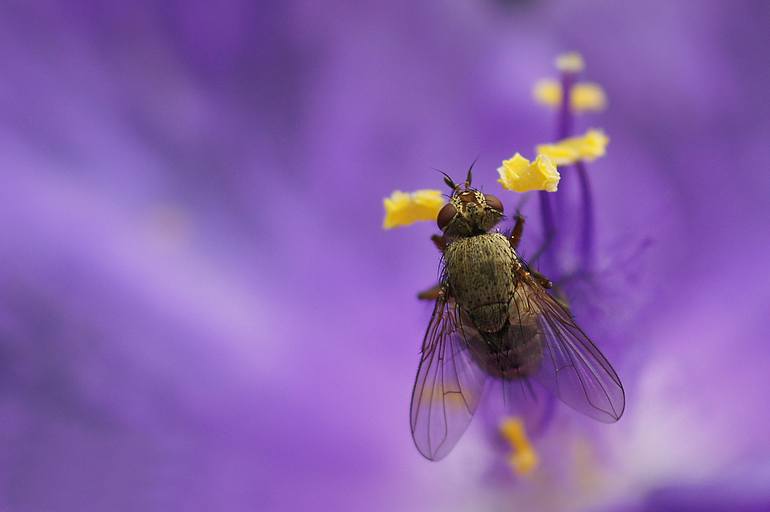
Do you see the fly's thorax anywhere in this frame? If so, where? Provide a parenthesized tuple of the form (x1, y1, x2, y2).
(445, 233, 515, 333)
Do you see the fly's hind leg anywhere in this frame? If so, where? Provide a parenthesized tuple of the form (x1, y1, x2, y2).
(417, 234, 447, 301)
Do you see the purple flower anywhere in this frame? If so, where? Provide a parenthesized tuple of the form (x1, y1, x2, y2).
(1, 1, 769, 511)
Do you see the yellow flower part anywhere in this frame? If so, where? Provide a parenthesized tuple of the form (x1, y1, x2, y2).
(571, 82, 607, 111)
(382, 189, 445, 229)
(497, 153, 560, 193)
(536, 129, 609, 165)
(532, 80, 607, 112)
(499, 417, 539, 476)
(533, 79, 562, 107)
(555, 52, 584, 73)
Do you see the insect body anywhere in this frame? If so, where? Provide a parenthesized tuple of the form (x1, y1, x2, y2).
(410, 169, 625, 461)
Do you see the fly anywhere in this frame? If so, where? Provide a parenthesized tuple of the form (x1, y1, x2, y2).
(410, 165, 625, 461)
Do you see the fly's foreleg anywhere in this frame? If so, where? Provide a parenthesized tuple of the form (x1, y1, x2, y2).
(417, 284, 442, 301)
(509, 212, 525, 250)
(508, 212, 551, 289)
(431, 234, 447, 252)
(417, 234, 447, 301)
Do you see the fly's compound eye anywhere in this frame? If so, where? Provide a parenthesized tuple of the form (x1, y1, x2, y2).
(484, 194, 504, 213)
(437, 203, 457, 230)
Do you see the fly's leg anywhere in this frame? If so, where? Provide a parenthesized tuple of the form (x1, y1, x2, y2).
(509, 212, 552, 290)
(431, 234, 447, 252)
(528, 233, 554, 265)
(509, 212, 525, 250)
(417, 234, 447, 300)
(417, 284, 442, 301)
(528, 269, 570, 309)
(531, 270, 553, 290)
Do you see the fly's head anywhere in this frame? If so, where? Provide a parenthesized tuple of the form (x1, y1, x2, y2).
(436, 165, 504, 238)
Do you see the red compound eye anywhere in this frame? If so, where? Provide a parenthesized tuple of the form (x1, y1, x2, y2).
(437, 203, 457, 230)
(484, 194, 504, 213)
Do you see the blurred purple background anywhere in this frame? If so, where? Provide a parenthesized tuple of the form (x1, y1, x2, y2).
(1, 1, 769, 511)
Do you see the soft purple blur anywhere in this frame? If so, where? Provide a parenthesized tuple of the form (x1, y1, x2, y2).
(1, 1, 769, 511)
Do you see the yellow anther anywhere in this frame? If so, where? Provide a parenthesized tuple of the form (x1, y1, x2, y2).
(533, 79, 562, 108)
(555, 52, 585, 73)
(382, 189, 445, 229)
(536, 129, 609, 165)
(571, 82, 607, 111)
(499, 417, 539, 476)
(533, 80, 607, 112)
(497, 153, 560, 193)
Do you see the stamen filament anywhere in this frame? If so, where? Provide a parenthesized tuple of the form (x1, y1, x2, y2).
(538, 69, 575, 273)
(539, 61, 600, 277)
(537, 191, 556, 268)
(557, 71, 577, 139)
(576, 160, 595, 271)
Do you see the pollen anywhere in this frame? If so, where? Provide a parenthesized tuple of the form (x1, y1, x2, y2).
(555, 52, 585, 73)
(497, 153, 560, 193)
(499, 417, 539, 476)
(532, 80, 607, 112)
(536, 129, 609, 165)
(382, 189, 445, 229)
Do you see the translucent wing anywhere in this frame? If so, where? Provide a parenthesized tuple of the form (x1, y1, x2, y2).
(410, 291, 488, 460)
(512, 279, 625, 423)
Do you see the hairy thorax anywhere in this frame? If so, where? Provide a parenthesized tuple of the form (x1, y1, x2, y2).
(445, 233, 516, 333)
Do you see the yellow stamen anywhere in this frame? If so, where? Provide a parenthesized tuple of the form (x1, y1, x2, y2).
(555, 52, 584, 73)
(532, 80, 607, 112)
(382, 189, 445, 229)
(571, 82, 607, 111)
(497, 153, 560, 193)
(499, 417, 539, 476)
(536, 129, 609, 165)
(533, 79, 562, 108)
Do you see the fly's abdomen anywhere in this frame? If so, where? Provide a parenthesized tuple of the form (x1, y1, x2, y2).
(445, 233, 515, 333)
(468, 321, 544, 380)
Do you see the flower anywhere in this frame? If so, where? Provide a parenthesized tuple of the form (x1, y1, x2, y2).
(536, 129, 610, 165)
(497, 153, 560, 193)
(4, 2, 769, 512)
(382, 189, 445, 229)
(533, 80, 608, 112)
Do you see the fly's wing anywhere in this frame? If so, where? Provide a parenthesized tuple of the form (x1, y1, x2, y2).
(410, 291, 488, 460)
(512, 279, 625, 423)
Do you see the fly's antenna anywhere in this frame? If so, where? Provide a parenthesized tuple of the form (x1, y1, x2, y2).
(434, 168, 460, 192)
(465, 156, 479, 189)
